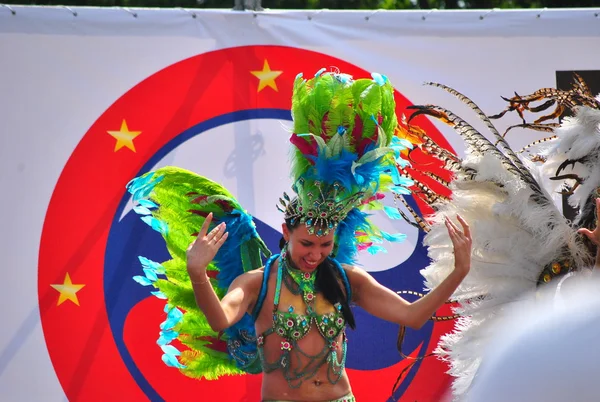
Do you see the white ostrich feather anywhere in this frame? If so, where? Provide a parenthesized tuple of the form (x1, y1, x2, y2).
(415, 99, 599, 400)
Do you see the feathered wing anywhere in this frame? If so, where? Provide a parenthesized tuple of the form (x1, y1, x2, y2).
(399, 80, 596, 399)
(126, 166, 271, 379)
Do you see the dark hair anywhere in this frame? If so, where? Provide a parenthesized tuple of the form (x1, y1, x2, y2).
(280, 220, 356, 329)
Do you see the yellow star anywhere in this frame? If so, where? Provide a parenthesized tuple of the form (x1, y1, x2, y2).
(107, 119, 142, 152)
(50, 273, 85, 306)
(251, 60, 283, 92)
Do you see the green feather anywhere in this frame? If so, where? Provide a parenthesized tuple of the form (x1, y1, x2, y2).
(357, 83, 383, 141)
(156, 280, 199, 312)
(180, 349, 243, 380)
(291, 76, 310, 135)
(324, 84, 355, 146)
(380, 82, 397, 145)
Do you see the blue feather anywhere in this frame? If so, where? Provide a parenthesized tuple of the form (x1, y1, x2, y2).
(391, 136, 414, 150)
(371, 72, 386, 86)
(391, 186, 412, 195)
(162, 353, 185, 369)
(212, 210, 262, 289)
(143, 268, 158, 282)
(335, 208, 370, 265)
(157, 329, 179, 346)
(310, 148, 358, 190)
(381, 231, 407, 242)
(127, 172, 165, 202)
(224, 313, 262, 373)
(138, 256, 165, 274)
(161, 344, 181, 356)
(336, 73, 353, 84)
(137, 199, 158, 209)
(388, 168, 403, 186)
(353, 158, 388, 190)
(133, 205, 153, 215)
(126, 171, 155, 195)
(396, 158, 411, 168)
(151, 291, 167, 299)
(383, 206, 403, 220)
(160, 306, 183, 330)
(367, 245, 388, 255)
(395, 176, 415, 187)
(132, 275, 154, 286)
(141, 216, 168, 235)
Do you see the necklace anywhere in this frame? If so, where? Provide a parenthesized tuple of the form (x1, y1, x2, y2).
(280, 248, 317, 306)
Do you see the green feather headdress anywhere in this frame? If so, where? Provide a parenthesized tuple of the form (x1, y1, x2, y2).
(277, 69, 414, 260)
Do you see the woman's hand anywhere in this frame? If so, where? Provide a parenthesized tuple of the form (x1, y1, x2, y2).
(578, 198, 600, 246)
(445, 214, 472, 277)
(186, 212, 229, 280)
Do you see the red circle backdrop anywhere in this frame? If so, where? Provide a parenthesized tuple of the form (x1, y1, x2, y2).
(38, 45, 455, 401)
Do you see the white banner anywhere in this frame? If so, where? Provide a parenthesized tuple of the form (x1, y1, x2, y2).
(1, 6, 599, 402)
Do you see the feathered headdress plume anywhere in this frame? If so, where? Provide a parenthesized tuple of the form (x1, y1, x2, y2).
(277, 69, 415, 263)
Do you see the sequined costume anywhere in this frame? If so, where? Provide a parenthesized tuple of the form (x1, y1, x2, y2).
(256, 249, 351, 388)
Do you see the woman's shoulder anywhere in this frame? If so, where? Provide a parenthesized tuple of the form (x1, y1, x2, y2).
(236, 256, 281, 289)
(236, 253, 281, 280)
(336, 263, 375, 298)
(231, 267, 265, 291)
(338, 263, 368, 280)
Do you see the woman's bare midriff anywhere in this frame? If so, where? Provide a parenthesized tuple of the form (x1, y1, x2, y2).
(261, 368, 351, 402)
(253, 261, 353, 402)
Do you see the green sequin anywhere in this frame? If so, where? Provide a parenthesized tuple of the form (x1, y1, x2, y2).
(257, 251, 348, 388)
(271, 304, 345, 343)
(280, 254, 317, 305)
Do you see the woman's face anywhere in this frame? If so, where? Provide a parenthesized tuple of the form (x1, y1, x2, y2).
(282, 223, 335, 272)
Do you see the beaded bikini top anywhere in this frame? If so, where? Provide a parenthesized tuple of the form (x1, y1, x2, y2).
(256, 251, 348, 388)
